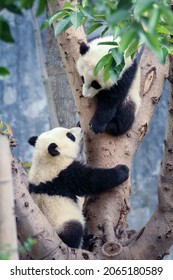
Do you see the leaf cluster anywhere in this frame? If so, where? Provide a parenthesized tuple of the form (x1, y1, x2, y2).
(44, 0, 173, 82)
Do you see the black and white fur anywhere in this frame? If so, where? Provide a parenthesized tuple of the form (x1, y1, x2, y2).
(28, 127, 129, 248)
(76, 36, 141, 136)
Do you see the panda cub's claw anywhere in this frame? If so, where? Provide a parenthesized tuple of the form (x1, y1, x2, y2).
(89, 118, 106, 134)
(113, 164, 129, 185)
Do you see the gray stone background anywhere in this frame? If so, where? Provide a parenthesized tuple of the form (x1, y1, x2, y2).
(0, 10, 172, 258)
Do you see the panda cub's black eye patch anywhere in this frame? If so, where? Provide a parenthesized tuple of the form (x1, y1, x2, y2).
(66, 132, 76, 142)
(91, 80, 101, 89)
(81, 76, 85, 83)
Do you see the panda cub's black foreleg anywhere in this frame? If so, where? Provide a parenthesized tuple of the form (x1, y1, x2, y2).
(58, 220, 84, 248)
(105, 100, 136, 136)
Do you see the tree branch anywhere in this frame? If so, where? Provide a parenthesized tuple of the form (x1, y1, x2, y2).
(30, 8, 60, 128)
(0, 135, 18, 260)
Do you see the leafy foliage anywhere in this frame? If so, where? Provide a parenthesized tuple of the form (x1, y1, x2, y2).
(0, 120, 13, 136)
(44, 0, 173, 82)
(0, 119, 18, 147)
(0, 238, 36, 259)
(18, 237, 37, 255)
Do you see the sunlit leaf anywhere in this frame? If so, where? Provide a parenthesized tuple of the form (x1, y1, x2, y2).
(125, 39, 140, 59)
(54, 16, 73, 37)
(111, 48, 123, 66)
(86, 23, 103, 35)
(80, 6, 95, 20)
(40, 19, 49, 31)
(109, 9, 131, 25)
(94, 53, 112, 76)
(134, 0, 155, 16)
(70, 11, 83, 29)
(148, 6, 161, 32)
(48, 10, 69, 26)
(63, 2, 75, 9)
(0, 120, 13, 136)
(36, 0, 46, 16)
(119, 29, 136, 53)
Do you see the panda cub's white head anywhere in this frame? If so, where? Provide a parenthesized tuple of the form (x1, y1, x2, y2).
(28, 127, 84, 186)
(76, 36, 114, 98)
(76, 36, 133, 99)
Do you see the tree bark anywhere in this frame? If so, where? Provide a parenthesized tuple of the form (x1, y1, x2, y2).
(46, 24, 76, 128)
(0, 135, 18, 260)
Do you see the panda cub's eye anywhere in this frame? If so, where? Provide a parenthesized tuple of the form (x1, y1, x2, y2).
(91, 80, 101, 89)
(66, 132, 76, 142)
(81, 76, 85, 83)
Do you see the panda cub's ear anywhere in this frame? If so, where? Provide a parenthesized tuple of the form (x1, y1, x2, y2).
(79, 42, 90, 55)
(28, 136, 38, 147)
(48, 143, 60, 157)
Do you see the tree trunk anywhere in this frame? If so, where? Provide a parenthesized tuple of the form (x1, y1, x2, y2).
(46, 18, 76, 128)
(0, 135, 18, 260)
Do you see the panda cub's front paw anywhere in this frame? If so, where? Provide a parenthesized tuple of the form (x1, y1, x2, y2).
(113, 164, 129, 185)
(89, 117, 107, 134)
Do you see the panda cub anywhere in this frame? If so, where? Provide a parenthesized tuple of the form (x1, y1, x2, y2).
(76, 36, 141, 136)
(28, 127, 129, 248)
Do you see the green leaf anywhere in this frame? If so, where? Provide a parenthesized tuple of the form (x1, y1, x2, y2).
(157, 25, 169, 35)
(159, 47, 168, 64)
(97, 41, 118, 46)
(48, 10, 69, 25)
(63, 2, 75, 9)
(19, 0, 35, 9)
(86, 23, 103, 35)
(80, 6, 95, 20)
(101, 26, 109, 37)
(94, 53, 112, 76)
(0, 120, 13, 136)
(140, 31, 160, 52)
(109, 9, 131, 25)
(36, 0, 46, 17)
(140, 31, 163, 63)
(148, 6, 161, 32)
(119, 29, 136, 53)
(0, 67, 10, 79)
(6, 4, 23, 15)
(134, 0, 155, 16)
(70, 11, 83, 29)
(161, 5, 173, 25)
(125, 39, 139, 59)
(54, 16, 73, 37)
(40, 19, 50, 31)
(0, 17, 14, 43)
(103, 63, 111, 83)
(168, 46, 173, 55)
(111, 48, 123, 66)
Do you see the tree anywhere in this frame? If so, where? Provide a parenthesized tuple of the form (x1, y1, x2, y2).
(1, 0, 173, 259)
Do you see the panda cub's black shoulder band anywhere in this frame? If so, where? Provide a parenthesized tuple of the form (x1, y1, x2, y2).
(28, 180, 78, 203)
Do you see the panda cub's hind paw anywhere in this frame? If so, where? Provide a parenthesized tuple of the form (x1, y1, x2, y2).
(89, 117, 107, 134)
